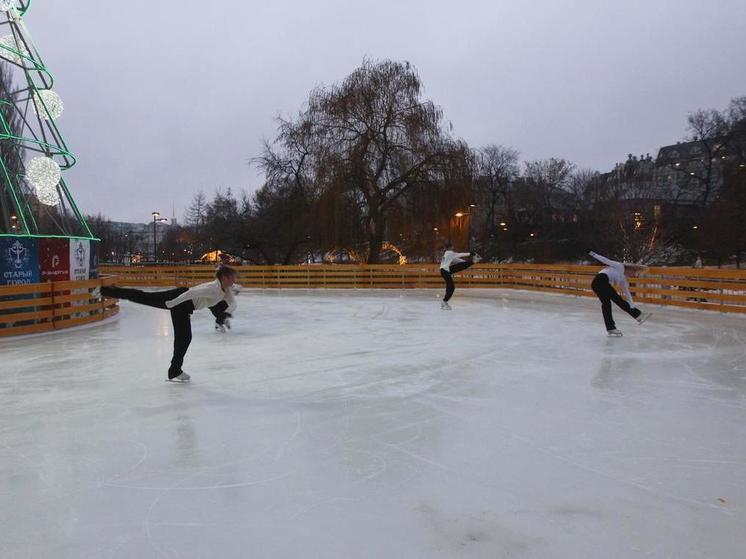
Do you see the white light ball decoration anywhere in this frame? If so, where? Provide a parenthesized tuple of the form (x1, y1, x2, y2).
(0, 1, 15, 12)
(36, 183, 60, 206)
(26, 157, 61, 206)
(0, 34, 27, 64)
(33, 90, 64, 120)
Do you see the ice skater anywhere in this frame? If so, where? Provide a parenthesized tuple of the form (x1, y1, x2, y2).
(439, 242, 480, 310)
(101, 265, 238, 381)
(589, 250, 651, 337)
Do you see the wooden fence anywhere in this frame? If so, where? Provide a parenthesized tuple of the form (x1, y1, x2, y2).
(0, 277, 120, 338)
(99, 264, 746, 314)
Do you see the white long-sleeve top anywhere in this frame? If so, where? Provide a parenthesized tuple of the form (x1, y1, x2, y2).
(440, 250, 471, 271)
(589, 251, 635, 307)
(165, 279, 237, 314)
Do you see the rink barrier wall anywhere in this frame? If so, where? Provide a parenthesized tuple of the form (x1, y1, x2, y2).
(98, 264, 746, 314)
(0, 277, 120, 337)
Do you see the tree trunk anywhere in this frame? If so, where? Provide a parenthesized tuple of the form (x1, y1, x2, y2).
(366, 211, 386, 264)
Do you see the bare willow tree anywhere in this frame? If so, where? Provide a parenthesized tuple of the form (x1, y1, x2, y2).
(681, 109, 729, 206)
(522, 158, 575, 222)
(254, 109, 327, 262)
(474, 145, 520, 238)
(260, 59, 471, 263)
(724, 96, 746, 166)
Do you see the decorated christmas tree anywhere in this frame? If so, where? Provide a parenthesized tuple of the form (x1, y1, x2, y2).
(0, 0, 93, 237)
(0, 1, 97, 285)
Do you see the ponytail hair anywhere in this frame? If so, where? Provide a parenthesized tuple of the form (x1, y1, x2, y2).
(216, 265, 237, 280)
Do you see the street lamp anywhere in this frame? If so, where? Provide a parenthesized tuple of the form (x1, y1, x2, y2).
(151, 211, 168, 263)
(453, 210, 474, 246)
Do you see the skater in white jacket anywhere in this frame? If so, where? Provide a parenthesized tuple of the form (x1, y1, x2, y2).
(439, 242, 480, 310)
(589, 251, 651, 336)
(101, 266, 238, 381)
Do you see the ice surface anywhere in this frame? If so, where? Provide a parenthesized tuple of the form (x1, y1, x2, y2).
(1, 289, 745, 558)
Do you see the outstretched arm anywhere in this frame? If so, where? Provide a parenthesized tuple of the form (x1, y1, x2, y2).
(589, 251, 620, 267)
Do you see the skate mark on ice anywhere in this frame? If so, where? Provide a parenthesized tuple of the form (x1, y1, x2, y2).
(289, 496, 358, 520)
(100, 440, 149, 486)
(499, 429, 729, 512)
(143, 470, 293, 556)
(274, 410, 303, 460)
(112, 471, 292, 491)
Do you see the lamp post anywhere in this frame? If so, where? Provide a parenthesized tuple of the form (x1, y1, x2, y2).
(151, 211, 168, 263)
(453, 205, 476, 246)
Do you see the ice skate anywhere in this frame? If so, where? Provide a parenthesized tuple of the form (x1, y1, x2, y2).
(215, 317, 231, 333)
(167, 371, 191, 382)
(472, 254, 482, 263)
(636, 311, 652, 325)
(441, 301, 452, 311)
(607, 329, 623, 337)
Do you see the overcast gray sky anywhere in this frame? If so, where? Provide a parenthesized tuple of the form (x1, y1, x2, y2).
(25, 0, 746, 222)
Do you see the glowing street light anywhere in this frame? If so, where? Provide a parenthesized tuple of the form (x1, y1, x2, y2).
(151, 211, 168, 262)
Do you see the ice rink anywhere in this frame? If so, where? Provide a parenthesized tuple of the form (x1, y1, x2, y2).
(2, 289, 745, 558)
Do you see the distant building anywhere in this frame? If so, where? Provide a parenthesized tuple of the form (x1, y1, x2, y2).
(108, 220, 171, 261)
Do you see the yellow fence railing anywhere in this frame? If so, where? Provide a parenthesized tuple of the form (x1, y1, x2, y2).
(99, 264, 746, 315)
(0, 277, 120, 338)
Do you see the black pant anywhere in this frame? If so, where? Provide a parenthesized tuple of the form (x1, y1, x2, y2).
(441, 260, 474, 302)
(102, 286, 194, 378)
(591, 273, 641, 330)
(210, 300, 230, 325)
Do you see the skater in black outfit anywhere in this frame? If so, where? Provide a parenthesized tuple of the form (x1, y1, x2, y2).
(101, 266, 238, 381)
(589, 251, 650, 337)
(439, 242, 481, 310)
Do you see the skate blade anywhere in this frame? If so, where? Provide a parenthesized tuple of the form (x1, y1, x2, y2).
(638, 313, 652, 325)
(165, 378, 191, 383)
